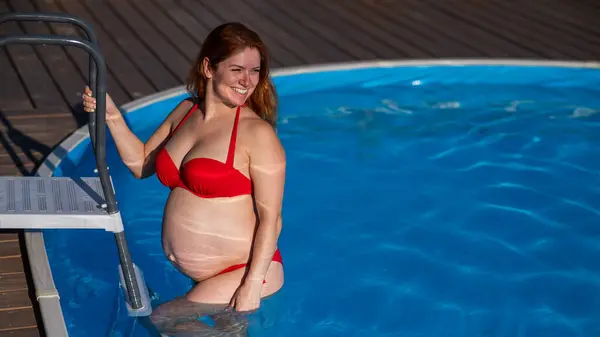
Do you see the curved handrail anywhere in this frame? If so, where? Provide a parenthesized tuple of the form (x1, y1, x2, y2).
(0, 34, 143, 310)
(0, 12, 100, 149)
(0, 35, 113, 211)
(0, 12, 98, 43)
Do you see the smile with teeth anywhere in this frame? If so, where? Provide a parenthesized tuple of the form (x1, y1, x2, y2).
(232, 87, 248, 95)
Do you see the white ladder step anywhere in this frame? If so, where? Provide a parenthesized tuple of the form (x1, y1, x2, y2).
(0, 176, 123, 232)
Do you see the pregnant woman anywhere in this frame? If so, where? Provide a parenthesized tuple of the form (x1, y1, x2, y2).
(82, 22, 286, 336)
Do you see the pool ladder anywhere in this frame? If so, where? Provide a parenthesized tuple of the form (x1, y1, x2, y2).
(0, 11, 152, 330)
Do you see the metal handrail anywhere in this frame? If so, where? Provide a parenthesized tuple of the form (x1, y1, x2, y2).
(0, 34, 143, 310)
(0, 12, 100, 149)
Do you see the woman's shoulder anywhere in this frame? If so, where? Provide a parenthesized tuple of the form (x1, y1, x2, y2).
(239, 106, 283, 154)
(160, 97, 195, 119)
(165, 98, 196, 124)
(240, 106, 276, 135)
(174, 98, 196, 116)
(179, 97, 196, 109)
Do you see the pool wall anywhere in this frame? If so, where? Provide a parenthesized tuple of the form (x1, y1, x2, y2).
(27, 59, 600, 337)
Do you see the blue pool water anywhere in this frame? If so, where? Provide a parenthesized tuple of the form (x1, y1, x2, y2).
(44, 65, 600, 337)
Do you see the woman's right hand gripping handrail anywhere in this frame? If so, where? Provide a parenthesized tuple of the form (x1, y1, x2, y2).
(81, 86, 189, 179)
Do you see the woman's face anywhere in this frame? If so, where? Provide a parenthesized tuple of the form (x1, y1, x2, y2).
(205, 47, 261, 107)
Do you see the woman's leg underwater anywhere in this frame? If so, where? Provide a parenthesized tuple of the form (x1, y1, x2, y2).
(150, 262, 283, 336)
(150, 296, 248, 337)
(150, 268, 251, 337)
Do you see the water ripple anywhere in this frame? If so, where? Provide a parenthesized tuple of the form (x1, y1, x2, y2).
(457, 160, 550, 173)
(45, 83, 600, 337)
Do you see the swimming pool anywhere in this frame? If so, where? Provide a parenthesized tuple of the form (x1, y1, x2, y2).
(39, 61, 600, 337)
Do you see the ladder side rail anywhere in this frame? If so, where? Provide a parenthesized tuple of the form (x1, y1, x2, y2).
(0, 12, 99, 149)
(0, 34, 142, 310)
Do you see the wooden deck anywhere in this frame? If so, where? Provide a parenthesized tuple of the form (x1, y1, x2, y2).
(1, 0, 599, 335)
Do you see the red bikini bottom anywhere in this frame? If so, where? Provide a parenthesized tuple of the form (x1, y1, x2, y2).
(215, 249, 283, 283)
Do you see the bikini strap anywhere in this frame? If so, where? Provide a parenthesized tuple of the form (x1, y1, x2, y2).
(226, 106, 241, 167)
(172, 103, 197, 134)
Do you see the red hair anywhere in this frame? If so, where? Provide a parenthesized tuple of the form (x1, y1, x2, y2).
(186, 22, 278, 128)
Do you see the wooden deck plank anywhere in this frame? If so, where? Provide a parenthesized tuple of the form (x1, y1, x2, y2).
(0, 156, 58, 177)
(126, 0, 198, 63)
(0, 112, 76, 131)
(294, 0, 403, 60)
(105, 0, 191, 82)
(0, 50, 32, 112)
(79, 0, 180, 91)
(315, 0, 433, 58)
(345, 1, 486, 58)
(518, 1, 600, 44)
(0, 242, 20, 259)
(224, 0, 327, 65)
(247, 0, 354, 63)
(0, 308, 37, 332)
(491, 1, 600, 52)
(0, 327, 40, 337)
(0, 228, 39, 336)
(0, 290, 31, 310)
(490, 1, 600, 58)
(0, 2, 66, 110)
(267, 0, 377, 60)
(32, 0, 132, 107)
(0, 164, 36, 177)
(172, 0, 225, 44)
(432, 1, 570, 60)
(9, 0, 86, 112)
(0, 258, 25, 275)
(1, 111, 76, 176)
(550, 0, 600, 27)
(0, 112, 73, 132)
(0, 327, 41, 337)
(150, 0, 210, 46)
(0, 137, 44, 177)
(461, 1, 595, 60)
(0, 274, 28, 293)
(183, 0, 302, 67)
(57, 0, 157, 101)
(200, 1, 301, 67)
(77, 0, 179, 91)
(0, 234, 19, 242)
(0, 110, 72, 119)
(393, 1, 542, 59)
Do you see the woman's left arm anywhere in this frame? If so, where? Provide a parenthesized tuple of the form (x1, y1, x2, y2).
(245, 121, 286, 283)
(229, 121, 285, 312)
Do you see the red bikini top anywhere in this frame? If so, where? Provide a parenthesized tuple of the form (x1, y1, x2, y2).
(155, 104, 252, 198)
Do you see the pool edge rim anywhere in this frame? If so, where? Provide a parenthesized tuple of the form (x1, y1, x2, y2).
(25, 58, 600, 337)
(119, 58, 600, 113)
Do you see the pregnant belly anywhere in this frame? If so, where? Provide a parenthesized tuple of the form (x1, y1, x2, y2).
(161, 189, 256, 280)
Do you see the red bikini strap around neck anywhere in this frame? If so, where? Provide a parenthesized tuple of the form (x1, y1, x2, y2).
(225, 106, 242, 166)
